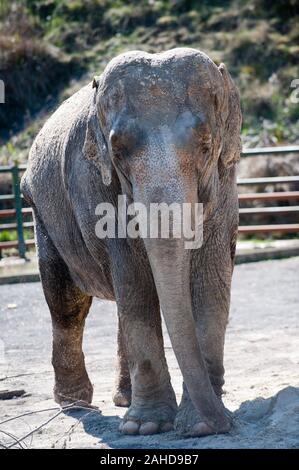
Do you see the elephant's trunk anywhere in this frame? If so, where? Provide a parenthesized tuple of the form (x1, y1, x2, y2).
(143, 236, 227, 430)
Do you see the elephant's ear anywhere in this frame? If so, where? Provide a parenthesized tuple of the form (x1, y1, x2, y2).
(218, 63, 242, 169)
(83, 86, 112, 186)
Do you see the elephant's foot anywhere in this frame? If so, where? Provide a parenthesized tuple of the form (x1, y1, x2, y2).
(54, 372, 93, 407)
(113, 374, 132, 407)
(113, 387, 132, 407)
(175, 396, 231, 437)
(119, 398, 178, 435)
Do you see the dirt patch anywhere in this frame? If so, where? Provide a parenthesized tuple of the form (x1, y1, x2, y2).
(0, 257, 298, 448)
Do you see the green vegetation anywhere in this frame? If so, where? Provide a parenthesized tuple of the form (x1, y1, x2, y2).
(0, 0, 299, 162)
(0, 228, 32, 242)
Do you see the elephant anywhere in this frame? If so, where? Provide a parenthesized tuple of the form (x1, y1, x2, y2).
(21, 48, 242, 437)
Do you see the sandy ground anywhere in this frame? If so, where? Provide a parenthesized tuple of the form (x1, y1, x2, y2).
(0, 257, 298, 449)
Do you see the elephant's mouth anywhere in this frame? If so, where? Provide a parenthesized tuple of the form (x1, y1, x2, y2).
(113, 160, 133, 201)
(197, 164, 220, 214)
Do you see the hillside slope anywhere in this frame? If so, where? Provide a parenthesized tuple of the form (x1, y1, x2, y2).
(0, 0, 299, 163)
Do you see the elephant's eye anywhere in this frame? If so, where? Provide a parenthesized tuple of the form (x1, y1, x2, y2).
(174, 111, 204, 146)
(109, 127, 145, 158)
(110, 130, 121, 152)
(109, 130, 130, 158)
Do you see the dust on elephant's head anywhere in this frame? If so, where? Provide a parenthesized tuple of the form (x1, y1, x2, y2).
(83, 48, 242, 206)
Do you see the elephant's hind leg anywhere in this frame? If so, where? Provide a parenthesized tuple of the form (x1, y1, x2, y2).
(36, 218, 93, 406)
(113, 322, 132, 407)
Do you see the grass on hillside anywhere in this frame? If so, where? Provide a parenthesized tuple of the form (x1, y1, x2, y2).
(0, 0, 299, 164)
(0, 228, 33, 242)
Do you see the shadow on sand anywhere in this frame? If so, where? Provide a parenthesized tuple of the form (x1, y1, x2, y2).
(66, 386, 299, 449)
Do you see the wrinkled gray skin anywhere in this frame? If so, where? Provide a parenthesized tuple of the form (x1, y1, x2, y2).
(22, 48, 242, 436)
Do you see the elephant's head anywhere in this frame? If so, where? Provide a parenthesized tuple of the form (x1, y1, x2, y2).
(83, 48, 241, 430)
(84, 48, 241, 202)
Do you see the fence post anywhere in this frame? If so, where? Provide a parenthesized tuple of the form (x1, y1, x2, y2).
(11, 165, 26, 259)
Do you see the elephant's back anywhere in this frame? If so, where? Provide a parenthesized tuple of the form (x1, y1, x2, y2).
(30, 83, 93, 162)
(22, 83, 93, 205)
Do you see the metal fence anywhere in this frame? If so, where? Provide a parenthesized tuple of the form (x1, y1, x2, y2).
(238, 145, 299, 234)
(0, 164, 30, 258)
(0, 146, 299, 259)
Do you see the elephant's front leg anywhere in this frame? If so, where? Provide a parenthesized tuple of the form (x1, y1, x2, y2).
(113, 321, 132, 407)
(175, 228, 235, 435)
(111, 247, 177, 435)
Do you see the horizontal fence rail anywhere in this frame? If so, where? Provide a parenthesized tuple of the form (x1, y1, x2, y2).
(238, 191, 299, 202)
(0, 239, 35, 249)
(241, 145, 299, 156)
(238, 176, 299, 185)
(0, 221, 34, 230)
(238, 224, 299, 234)
(239, 206, 299, 214)
(0, 207, 32, 219)
(0, 145, 299, 258)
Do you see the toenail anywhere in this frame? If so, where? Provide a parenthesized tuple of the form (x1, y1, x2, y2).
(139, 422, 159, 435)
(122, 421, 139, 434)
(160, 422, 173, 433)
(191, 422, 213, 436)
